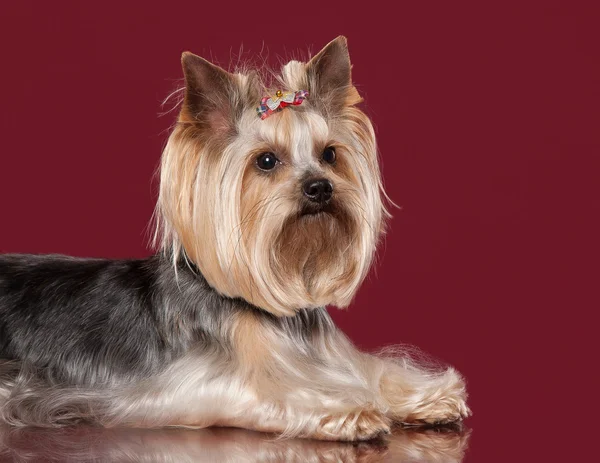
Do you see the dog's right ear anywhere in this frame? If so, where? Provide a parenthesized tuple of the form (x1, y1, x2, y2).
(180, 52, 237, 134)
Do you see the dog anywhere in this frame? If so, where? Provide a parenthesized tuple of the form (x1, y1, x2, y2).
(0, 36, 469, 440)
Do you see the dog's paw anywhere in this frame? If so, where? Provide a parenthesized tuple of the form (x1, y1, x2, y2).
(401, 368, 471, 426)
(313, 409, 391, 441)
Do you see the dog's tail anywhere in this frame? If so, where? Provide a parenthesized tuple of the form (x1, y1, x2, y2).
(0, 359, 109, 427)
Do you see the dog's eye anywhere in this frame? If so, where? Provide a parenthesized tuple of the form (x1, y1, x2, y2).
(256, 152, 278, 171)
(322, 147, 336, 164)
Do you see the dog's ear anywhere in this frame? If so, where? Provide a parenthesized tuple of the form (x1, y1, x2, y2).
(306, 36, 360, 109)
(180, 52, 239, 133)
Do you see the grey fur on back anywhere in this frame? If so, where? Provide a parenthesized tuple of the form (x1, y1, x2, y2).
(0, 254, 242, 387)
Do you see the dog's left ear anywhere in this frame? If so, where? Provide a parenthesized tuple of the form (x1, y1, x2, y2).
(306, 36, 361, 109)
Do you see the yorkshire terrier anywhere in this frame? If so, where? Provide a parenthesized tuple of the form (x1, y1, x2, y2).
(0, 37, 469, 440)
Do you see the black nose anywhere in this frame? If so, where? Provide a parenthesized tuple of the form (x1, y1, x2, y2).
(302, 178, 333, 204)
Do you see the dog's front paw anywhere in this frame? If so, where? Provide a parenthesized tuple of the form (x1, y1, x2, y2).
(314, 408, 391, 441)
(401, 368, 471, 426)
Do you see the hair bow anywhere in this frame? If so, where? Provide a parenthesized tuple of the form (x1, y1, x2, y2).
(257, 90, 308, 120)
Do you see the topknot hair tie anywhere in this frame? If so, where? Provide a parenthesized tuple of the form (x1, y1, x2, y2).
(257, 90, 308, 120)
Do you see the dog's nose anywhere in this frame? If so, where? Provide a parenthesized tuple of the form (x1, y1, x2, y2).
(302, 178, 333, 204)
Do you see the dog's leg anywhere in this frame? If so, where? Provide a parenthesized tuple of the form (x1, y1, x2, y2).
(223, 314, 470, 438)
(280, 326, 471, 428)
(219, 311, 392, 441)
(285, 322, 471, 427)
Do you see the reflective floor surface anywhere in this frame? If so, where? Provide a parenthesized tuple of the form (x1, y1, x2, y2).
(0, 425, 469, 462)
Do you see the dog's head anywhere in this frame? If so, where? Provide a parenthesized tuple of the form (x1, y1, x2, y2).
(156, 37, 390, 316)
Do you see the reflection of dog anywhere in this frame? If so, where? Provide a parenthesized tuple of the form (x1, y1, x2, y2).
(0, 426, 471, 462)
(0, 36, 469, 440)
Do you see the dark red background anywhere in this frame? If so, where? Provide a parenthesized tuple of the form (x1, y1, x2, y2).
(1, 1, 598, 461)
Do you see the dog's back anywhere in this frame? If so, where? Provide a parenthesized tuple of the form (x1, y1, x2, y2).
(0, 254, 170, 386)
